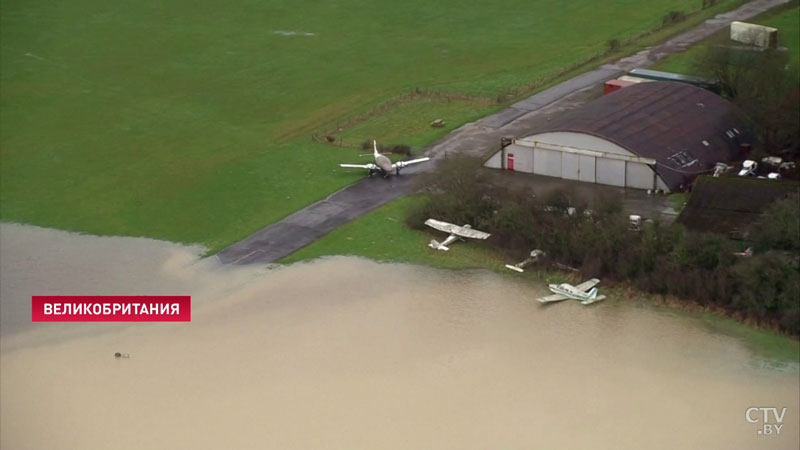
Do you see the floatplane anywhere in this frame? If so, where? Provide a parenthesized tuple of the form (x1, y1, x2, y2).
(424, 219, 490, 251)
(339, 140, 430, 178)
(538, 278, 606, 305)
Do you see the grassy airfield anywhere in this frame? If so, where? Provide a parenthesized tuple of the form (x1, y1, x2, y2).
(1, 0, 742, 251)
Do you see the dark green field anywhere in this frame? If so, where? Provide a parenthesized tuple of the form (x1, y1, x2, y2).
(1, 0, 741, 251)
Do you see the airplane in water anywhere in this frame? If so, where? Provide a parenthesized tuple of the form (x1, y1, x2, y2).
(339, 140, 430, 178)
(424, 218, 491, 251)
(537, 278, 606, 305)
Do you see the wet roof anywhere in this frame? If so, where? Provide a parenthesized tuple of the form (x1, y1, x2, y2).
(677, 175, 799, 236)
(530, 81, 748, 191)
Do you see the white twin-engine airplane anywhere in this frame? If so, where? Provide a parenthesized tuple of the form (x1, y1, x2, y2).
(538, 278, 606, 305)
(339, 140, 430, 178)
(424, 219, 491, 251)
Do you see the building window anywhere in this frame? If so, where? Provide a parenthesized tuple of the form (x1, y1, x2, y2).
(668, 151, 697, 167)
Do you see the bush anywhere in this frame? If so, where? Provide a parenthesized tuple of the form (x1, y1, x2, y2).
(662, 10, 686, 26)
(607, 39, 621, 53)
(730, 251, 799, 320)
(675, 232, 735, 271)
(752, 195, 800, 253)
(390, 144, 412, 156)
(361, 141, 413, 156)
(692, 41, 800, 153)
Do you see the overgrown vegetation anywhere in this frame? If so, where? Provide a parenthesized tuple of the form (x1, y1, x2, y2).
(694, 42, 799, 155)
(408, 158, 800, 334)
(360, 141, 413, 157)
(607, 39, 622, 53)
(662, 10, 687, 26)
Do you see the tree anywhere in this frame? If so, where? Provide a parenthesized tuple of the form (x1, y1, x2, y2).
(752, 194, 800, 253)
(693, 40, 800, 154)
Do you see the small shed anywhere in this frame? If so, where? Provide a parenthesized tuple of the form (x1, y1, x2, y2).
(730, 21, 778, 49)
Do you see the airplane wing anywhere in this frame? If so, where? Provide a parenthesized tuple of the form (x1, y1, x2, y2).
(575, 278, 600, 292)
(424, 219, 490, 239)
(537, 294, 569, 303)
(393, 157, 430, 169)
(339, 163, 378, 170)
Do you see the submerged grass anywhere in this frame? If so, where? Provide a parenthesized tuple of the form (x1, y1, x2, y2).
(698, 312, 800, 363)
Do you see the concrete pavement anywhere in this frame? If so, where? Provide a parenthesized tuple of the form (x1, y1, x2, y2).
(216, 169, 423, 264)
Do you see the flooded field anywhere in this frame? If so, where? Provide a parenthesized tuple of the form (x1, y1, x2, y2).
(1, 224, 798, 449)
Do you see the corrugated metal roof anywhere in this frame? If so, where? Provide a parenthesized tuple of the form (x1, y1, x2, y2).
(529, 81, 748, 191)
(677, 176, 799, 235)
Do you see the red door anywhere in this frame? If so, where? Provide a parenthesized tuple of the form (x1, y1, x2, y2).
(507, 153, 515, 171)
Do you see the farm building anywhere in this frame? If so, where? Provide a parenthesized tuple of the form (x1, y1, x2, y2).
(485, 81, 748, 192)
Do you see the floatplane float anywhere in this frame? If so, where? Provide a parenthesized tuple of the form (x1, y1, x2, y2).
(424, 219, 491, 251)
(538, 278, 606, 305)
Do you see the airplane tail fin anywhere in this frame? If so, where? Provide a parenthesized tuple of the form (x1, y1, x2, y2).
(587, 287, 598, 299)
(428, 240, 449, 251)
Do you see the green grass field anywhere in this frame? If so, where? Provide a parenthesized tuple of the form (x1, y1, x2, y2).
(1, 0, 743, 251)
(653, 2, 799, 75)
(282, 196, 506, 270)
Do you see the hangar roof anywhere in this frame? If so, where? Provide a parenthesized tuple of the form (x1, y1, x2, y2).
(527, 81, 748, 191)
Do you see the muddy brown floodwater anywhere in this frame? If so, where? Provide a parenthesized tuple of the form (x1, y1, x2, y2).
(1, 223, 798, 449)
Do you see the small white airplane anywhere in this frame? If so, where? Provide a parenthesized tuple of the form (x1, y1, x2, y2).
(537, 278, 606, 305)
(339, 140, 430, 178)
(505, 249, 546, 273)
(424, 218, 490, 251)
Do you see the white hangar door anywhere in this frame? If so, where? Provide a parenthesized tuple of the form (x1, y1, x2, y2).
(595, 158, 625, 187)
(561, 153, 580, 180)
(625, 162, 654, 190)
(533, 148, 562, 178)
(579, 155, 595, 183)
(516, 147, 534, 172)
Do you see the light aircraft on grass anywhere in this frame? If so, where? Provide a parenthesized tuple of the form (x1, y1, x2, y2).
(538, 278, 606, 305)
(339, 140, 430, 178)
(424, 219, 491, 251)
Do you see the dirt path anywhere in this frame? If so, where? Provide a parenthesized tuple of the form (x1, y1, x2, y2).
(218, 0, 789, 265)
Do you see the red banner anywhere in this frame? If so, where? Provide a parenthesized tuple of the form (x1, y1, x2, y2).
(32, 296, 191, 322)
